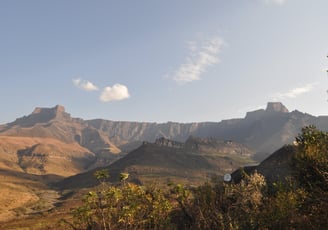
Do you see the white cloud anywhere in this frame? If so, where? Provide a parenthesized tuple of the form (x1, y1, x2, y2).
(273, 82, 318, 100)
(100, 84, 130, 102)
(172, 36, 224, 84)
(73, 79, 99, 91)
(262, 0, 288, 5)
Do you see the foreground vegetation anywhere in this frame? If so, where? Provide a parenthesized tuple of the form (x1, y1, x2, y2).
(62, 126, 327, 229)
(2, 126, 328, 229)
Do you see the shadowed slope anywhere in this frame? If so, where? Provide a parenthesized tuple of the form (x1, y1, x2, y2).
(58, 137, 255, 189)
(232, 145, 296, 184)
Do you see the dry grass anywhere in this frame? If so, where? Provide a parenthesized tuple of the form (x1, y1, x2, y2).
(0, 136, 93, 224)
(0, 175, 39, 222)
(0, 136, 94, 176)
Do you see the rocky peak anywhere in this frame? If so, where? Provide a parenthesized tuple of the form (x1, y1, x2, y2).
(265, 102, 289, 113)
(32, 105, 70, 120)
(9, 105, 71, 127)
(245, 102, 288, 121)
(33, 104, 65, 115)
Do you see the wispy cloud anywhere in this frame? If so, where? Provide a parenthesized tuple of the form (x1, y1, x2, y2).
(262, 0, 288, 5)
(100, 84, 130, 102)
(73, 79, 99, 91)
(171, 36, 224, 84)
(273, 82, 318, 100)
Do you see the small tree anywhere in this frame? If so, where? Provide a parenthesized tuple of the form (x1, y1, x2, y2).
(294, 125, 328, 191)
(226, 171, 267, 229)
(293, 125, 328, 228)
(72, 170, 172, 230)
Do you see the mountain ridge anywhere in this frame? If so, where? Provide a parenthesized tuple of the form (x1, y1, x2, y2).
(58, 136, 255, 189)
(1, 102, 327, 162)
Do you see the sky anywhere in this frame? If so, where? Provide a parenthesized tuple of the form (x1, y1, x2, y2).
(1, 0, 328, 123)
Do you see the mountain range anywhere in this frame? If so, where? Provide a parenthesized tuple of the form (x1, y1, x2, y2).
(1, 102, 327, 158)
(0, 102, 327, 178)
(0, 102, 327, 222)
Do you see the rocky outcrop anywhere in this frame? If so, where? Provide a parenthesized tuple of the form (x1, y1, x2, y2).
(154, 137, 184, 148)
(10, 105, 72, 128)
(244, 102, 288, 121)
(185, 136, 254, 157)
(266, 102, 289, 113)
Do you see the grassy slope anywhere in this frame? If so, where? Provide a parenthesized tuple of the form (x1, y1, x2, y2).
(0, 137, 256, 228)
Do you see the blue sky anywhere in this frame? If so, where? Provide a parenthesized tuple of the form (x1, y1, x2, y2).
(1, 0, 328, 123)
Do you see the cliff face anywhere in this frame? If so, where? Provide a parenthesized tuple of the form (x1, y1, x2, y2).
(77, 102, 316, 160)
